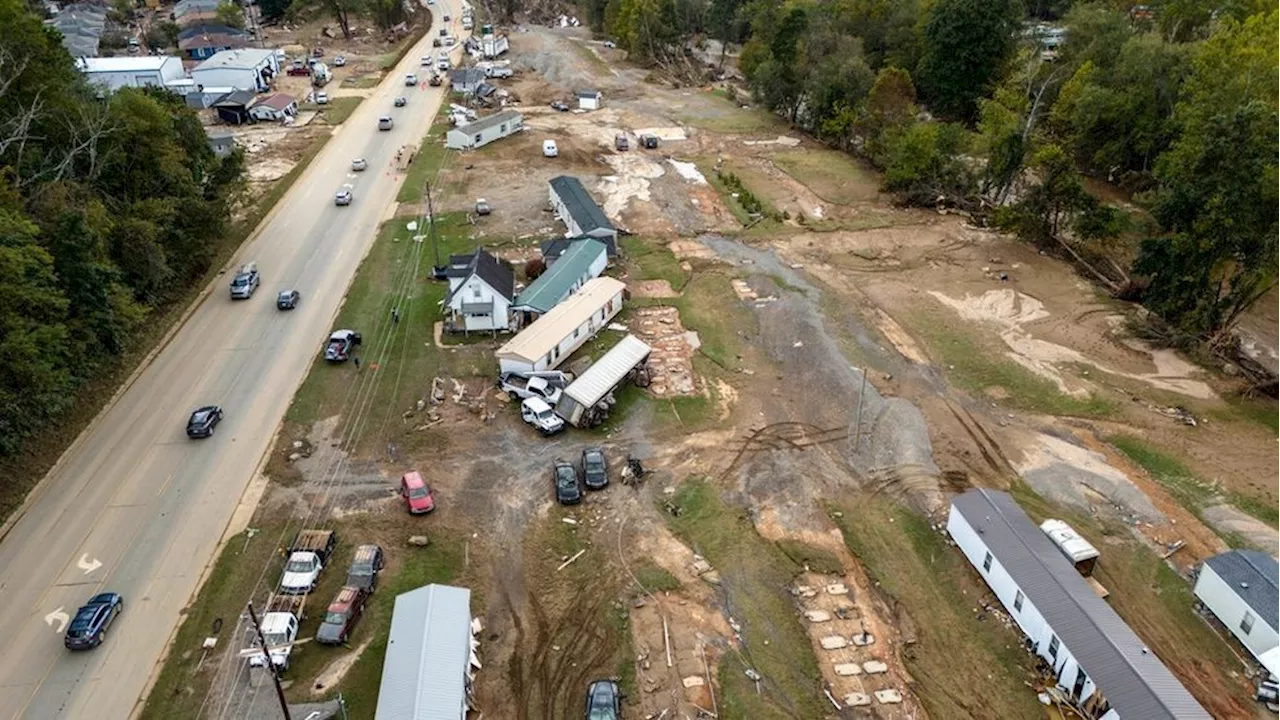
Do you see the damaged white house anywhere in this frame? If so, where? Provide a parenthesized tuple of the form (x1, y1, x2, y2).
(948, 489, 1210, 719)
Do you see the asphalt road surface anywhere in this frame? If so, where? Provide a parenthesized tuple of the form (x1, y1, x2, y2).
(0, 7, 463, 718)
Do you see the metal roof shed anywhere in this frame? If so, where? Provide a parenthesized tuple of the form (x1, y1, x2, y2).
(513, 238, 607, 314)
(556, 334, 651, 427)
(375, 584, 473, 720)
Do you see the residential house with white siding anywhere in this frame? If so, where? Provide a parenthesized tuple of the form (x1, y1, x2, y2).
(1193, 549, 1278, 677)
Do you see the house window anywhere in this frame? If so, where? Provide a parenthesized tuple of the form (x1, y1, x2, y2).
(1014, 590, 1024, 612)
(982, 551, 993, 572)
(572, 327, 580, 339)
(499, 123, 507, 133)
(1048, 635, 1060, 659)
(1242, 611, 1256, 634)
(472, 285, 482, 299)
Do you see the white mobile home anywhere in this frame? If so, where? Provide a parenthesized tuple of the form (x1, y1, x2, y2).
(445, 110, 523, 151)
(948, 489, 1209, 719)
(555, 334, 651, 427)
(1194, 550, 1279, 676)
(548, 176, 617, 245)
(577, 89, 602, 110)
(495, 277, 625, 376)
(443, 249, 516, 334)
(374, 584, 475, 720)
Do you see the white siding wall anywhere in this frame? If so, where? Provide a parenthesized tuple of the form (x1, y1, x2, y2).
(1194, 565, 1280, 661)
(497, 289, 622, 375)
(449, 276, 510, 332)
(190, 65, 268, 92)
(947, 509, 1102, 708)
(549, 186, 585, 237)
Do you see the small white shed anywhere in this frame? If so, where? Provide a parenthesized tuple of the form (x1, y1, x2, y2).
(495, 277, 625, 376)
(577, 89, 602, 110)
(1194, 550, 1279, 676)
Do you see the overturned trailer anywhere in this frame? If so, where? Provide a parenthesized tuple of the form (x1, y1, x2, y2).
(555, 334, 651, 427)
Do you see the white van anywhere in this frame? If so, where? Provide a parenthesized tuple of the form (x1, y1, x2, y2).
(542, 140, 558, 158)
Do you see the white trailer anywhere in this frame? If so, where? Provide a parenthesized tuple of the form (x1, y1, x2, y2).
(555, 335, 651, 427)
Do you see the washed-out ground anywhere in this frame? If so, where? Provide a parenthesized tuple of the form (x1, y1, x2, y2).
(143, 20, 1277, 720)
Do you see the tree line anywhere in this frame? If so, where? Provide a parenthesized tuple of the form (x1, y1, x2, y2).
(0, 0, 244, 455)
(593, 0, 1277, 357)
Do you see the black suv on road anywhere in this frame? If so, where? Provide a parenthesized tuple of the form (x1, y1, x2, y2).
(186, 406, 223, 438)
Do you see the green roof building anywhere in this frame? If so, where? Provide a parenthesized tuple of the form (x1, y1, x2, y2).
(513, 238, 608, 315)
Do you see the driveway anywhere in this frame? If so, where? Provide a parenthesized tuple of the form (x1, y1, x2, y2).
(0, 6, 464, 719)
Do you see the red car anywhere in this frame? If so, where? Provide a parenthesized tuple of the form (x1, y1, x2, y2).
(315, 586, 368, 645)
(400, 471, 435, 514)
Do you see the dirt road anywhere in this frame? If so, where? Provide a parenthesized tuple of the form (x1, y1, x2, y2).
(0, 8, 461, 719)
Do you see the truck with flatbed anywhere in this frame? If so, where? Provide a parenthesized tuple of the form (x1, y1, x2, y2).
(279, 529, 337, 595)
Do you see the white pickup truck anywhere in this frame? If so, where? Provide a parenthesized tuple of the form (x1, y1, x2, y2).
(521, 397, 565, 436)
(279, 529, 336, 595)
(500, 371, 569, 404)
(245, 611, 298, 670)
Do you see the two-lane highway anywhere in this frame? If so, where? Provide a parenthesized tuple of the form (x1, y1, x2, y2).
(0, 6, 465, 718)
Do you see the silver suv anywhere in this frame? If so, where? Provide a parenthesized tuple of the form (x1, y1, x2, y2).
(229, 262, 259, 299)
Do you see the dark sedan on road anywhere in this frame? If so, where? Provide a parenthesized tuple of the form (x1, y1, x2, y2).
(277, 290, 300, 310)
(581, 447, 609, 490)
(65, 593, 123, 650)
(554, 460, 582, 505)
(186, 406, 223, 438)
(585, 679, 622, 720)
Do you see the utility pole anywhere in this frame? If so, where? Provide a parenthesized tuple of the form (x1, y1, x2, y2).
(853, 367, 867, 452)
(424, 178, 444, 277)
(247, 603, 292, 720)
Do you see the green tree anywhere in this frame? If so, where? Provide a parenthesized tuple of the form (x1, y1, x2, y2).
(215, 1, 245, 29)
(258, 0, 291, 20)
(915, 0, 1023, 121)
(800, 29, 875, 140)
(880, 121, 975, 205)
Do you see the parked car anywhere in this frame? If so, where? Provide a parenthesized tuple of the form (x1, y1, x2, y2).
(550, 101, 570, 112)
(585, 679, 622, 720)
(64, 593, 123, 650)
(334, 188, 353, 206)
(581, 447, 609, 490)
(186, 405, 223, 438)
(229, 262, 259, 299)
(436, 57, 450, 71)
(614, 133, 629, 151)
(421, 55, 433, 65)
(521, 396, 565, 435)
(553, 460, 582, 505)
(542, 140, 559, 158)
(640, 133, 659, 149)
(433, 37, 442, 47)
(429, 73, 443, 86)
(345, 544, 385, 592)
(378, 115, 394, 131)
(314, 91, 330, 104)
(324, 329, 362, 362)
(475, 198, 491, 216)
(333, 55, 346, 66)
(277, 290, 300, 310)
(442, 14, 450, 22)
(351, 157, 368, 171)
(444, 36, 456, 46)
(400, 471, 436, 514)
(315, 586, 368, 645)
(247, 611, 298, 670)
(405, 73, 417, 85)
(394, 96, 407, 107)
(279, 529, 337, 595)
(602, 40, 617, 49)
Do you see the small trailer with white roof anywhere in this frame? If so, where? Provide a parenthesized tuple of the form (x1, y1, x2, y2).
(555, 334, 651, 427)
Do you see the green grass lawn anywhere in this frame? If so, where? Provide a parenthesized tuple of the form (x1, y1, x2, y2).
(567, 38, 612, 77)
(664, 479, 825, 719)
(830, 496, 1043, 719)
(678, 90, 787, 135)
(317, 96, 363, 125)
(771, 149, 880, 206)
(621, 236, 688, 290)
(396, 116, 452, 203)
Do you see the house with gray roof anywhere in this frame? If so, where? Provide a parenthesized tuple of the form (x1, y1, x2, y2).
(444, 248, 516, 333)
(548, 176, 616, 246)
(1194, 549, 1279, 676)
(948, 489, 1210, 719)
(542, 234, 617, 262)
(47, 3, 108, 57)
(513, 238, 607, 318)
(375, 584, 475, 720)
(178, 24, 250, 60)
(444, 110, 523, 151)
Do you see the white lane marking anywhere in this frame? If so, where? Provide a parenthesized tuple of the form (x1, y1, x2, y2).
(45, 607, 69, 633)
(77, 554, 104, 574)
